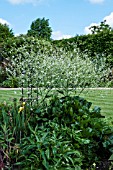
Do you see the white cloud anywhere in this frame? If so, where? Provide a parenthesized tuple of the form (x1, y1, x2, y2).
(84, 12, 113, 34)
(104, 12, 113, 28)
(7, 0, 43, 5)
(52, 31, 72, 40)
(88, 0, 104, 4)
(0, 18, 10, 25)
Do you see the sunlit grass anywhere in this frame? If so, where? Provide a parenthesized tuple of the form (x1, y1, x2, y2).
(0, 88, 113, 120)
(78, 88, 113, 119)
(0, 89, 22, 103)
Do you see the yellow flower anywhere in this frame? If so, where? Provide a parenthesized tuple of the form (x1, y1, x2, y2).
(22, 102, 26, 106)
(18, 106, 24, 113)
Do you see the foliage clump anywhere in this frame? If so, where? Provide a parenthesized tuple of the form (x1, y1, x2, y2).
(0, 23, 14, 44)
(0, 92, 113, 169)
(27, 17, 52, 40)
(1, 35, 110, 88)
(53, 21, 113, 73)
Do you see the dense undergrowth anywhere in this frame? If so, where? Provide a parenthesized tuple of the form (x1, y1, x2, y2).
(0, 90, 113, 169)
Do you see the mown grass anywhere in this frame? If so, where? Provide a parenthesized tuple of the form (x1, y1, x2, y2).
(78, 88, 113, 120)
(0, 89, 22, 103)
(0, 88, 113, 120)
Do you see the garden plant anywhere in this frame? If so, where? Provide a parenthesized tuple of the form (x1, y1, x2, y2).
(0, 35, 113, 169)
(0, 89, 113, 169)
(0, 19, 113, 170)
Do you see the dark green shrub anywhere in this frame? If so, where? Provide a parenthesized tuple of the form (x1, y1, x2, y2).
(2, 77, 19, 87)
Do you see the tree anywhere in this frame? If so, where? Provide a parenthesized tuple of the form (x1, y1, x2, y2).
(0, 23, 14, 83)
(0, 23, 14, 44)
(27, 17, 52, 40)
(89, 20, 112, 34)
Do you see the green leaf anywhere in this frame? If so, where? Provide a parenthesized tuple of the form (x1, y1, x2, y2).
(52, 147, 57, 155)
(109, 154, 113, 160)
(45, 149, 50, 160)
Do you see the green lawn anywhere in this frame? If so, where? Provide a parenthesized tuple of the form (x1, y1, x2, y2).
(0, 89, 22, 103)
(77, 88, 113, 119)
(0, 88, 113, 120)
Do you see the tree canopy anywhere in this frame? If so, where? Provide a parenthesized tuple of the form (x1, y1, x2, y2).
(27, 17, 52, 40)
(89, 20, 112, 34)
(0, 23, 14, 44)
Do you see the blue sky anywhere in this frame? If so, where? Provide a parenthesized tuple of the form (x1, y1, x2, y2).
(0, 0, 113, 39)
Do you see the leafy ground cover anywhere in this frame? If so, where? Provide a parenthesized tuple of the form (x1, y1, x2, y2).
(0, 90, 113, 169)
